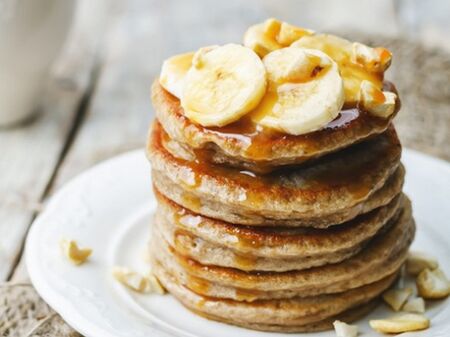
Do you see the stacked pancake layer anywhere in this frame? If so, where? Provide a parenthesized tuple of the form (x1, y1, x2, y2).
(147, 81, 415, 332)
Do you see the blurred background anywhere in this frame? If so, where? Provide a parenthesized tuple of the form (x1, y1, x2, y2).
(0, 0, 450, 334)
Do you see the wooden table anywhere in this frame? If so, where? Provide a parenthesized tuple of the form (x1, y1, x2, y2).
(1, 0, 449, 335)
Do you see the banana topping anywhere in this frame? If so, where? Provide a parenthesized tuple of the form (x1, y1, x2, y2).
(252, 48, 344, 135)
(244, 18, 313, 57)
(158, 19, 396, 135)
(160, 52, 194, 98)
(181, 44, 266, 127)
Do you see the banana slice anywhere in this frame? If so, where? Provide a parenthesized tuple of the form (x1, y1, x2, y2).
(159, 52, 194, 98)
(406, 251, 439, 275)
(244, 18, 313, 57)
(369, 314, 430, 333)
(252, 47, 344, 135)
(181, 44, 266, 127)
(417, 268, 450, 299)
(292, 34, 385, 102)
(382, 287, 413, 311)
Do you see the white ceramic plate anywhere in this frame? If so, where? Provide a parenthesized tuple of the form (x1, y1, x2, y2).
(26, 149, 450, 337)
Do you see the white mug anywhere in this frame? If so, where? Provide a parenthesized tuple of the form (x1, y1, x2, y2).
(0, 0, 75, 126)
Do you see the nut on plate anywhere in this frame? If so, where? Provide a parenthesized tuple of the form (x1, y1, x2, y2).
(416, 268, 450, 299)
(112, 266, 166, 294)
(403, 297, 426, 313)
(60, 239, 92, 265)
(406, 251, 439, 275)
(369, 313, 430, 334)
(382, 287, 413, 311)
(333, 320, 358, 337)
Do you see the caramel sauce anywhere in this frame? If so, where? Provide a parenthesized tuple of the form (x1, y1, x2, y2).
(233, 253, 258, 270)
(181, 192, 201, 212)
(235, 287, 262, 302)
(186, 275, 211, 295)
(154, 121, 400, 209)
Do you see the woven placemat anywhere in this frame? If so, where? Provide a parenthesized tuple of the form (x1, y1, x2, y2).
(1, 37, 449, 336)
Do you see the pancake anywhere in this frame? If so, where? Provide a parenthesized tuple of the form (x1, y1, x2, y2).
(155, 189, 402, 260)
(152, 81, 400, 173)
(153, 259, 395, 332)
(191, 299, 380, 333)
(148, 121, 403, 227)
(150, 197, 414, 300)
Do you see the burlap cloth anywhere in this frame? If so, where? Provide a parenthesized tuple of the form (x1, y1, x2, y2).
(1, 36, 449, 336)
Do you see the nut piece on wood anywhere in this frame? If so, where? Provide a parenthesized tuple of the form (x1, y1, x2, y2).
(406, 251, 439, 275)
(369, 313, 430, 334)
(416, 268, 450, 299)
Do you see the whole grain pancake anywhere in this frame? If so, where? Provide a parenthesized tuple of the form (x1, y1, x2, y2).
(150, 198, 414, 300)
(152, 81, 400, 173)
(152, 258, 395, 332)
(149, 121, 403, 227)
(155, 189, 402, 263)
(191, 300, 380, 333)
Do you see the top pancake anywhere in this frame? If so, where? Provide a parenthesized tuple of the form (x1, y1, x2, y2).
(148, 122, 402, 227)
(152, 81, 400, 173)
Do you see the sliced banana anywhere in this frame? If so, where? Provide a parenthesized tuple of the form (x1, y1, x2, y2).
(292, 34, 385, 102)
(403, 297, 426, 313)
(369, 314, 430, 333)
(159, 52, 194, 98)
(406, 251, 439, 275)
(417, 268, 450, 299)
(382, 287, 413, 311)
(244, 18, 313, 57)
(333, 320, 358, 337)
(359, 80, 396, 118)
(181, 44, 266, 127)
(60, 239, 92, 265)
(252, 47, 344, 135)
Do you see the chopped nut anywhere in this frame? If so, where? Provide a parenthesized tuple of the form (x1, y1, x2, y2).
(406, 251, 439, 275)
(333, 320, 358, 337)
(403, 297, 425, 313)
(60, 239, 92, 265)
(112, 266, 167, 295)
(369, 314, 430, 333)
(113, 266, 151, 293)
(417, 268, 450, 299)
(263, 18, 282, 38)
(276, 22, 314, 46)
(147, 273, 166, 295)
(382, 287, 413, 311)
(359, 80, 396, 118)
(351, 42, 391, 72)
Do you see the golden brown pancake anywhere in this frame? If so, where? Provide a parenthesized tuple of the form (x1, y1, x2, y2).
(150, 197, 414, 300)
(151, 81, 400, 173)
(148, 122, 403, 227)
(152, 258, 395, 332)
(154, 190, 403, 271)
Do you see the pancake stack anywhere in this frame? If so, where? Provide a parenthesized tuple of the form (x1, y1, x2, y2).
(146, 21, 415, 332)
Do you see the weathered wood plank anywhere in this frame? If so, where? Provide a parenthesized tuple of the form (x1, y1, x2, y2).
(1, 0, 108, 282)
